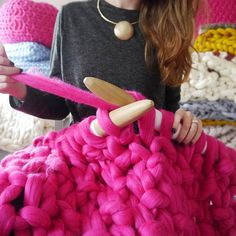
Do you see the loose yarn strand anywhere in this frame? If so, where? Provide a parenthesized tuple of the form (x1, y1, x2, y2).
(13, 73, 117, 111)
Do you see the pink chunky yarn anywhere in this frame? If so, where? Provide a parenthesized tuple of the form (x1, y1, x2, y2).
(0, 0, 58, 48)
(0, 73, 236, 235)
(195, 0, 236, 33)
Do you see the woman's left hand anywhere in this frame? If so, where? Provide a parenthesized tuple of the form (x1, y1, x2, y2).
(172, 108, 202, 144)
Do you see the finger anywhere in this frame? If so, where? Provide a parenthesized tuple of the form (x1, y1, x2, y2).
(0, 45, 15, 66)
(176, 115, 193, 143)
(0, 80, 26, 99)
(182, 120, 198, 144)
(0, 75, 18, 83)
(176, 111, 193, 143)
(0, 56, 13, 66)
(172, 108, 185, 130)
(0, 65, 22, 75)
(191, 119, 203, 144)
(0, 44, 7, 57)
(172, 123, 182, 140)
(172, 108, 185, 137)
(0, 82, 11, 93)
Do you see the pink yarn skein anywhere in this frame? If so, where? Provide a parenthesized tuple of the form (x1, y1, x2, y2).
(0, 0, 58, 48)
(0, 73, 235, 235)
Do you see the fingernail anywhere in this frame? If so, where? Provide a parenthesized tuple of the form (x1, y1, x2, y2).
(172, 128, 177, 134)
(9, 60, 14, 66)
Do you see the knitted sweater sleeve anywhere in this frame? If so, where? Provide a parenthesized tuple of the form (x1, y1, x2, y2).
(10, 10, 69, 120)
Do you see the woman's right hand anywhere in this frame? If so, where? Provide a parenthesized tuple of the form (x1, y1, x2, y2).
(0, 44, 27, 100)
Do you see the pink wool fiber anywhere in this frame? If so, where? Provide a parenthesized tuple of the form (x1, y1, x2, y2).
(0, 0, 58, 48)
(13, 73, 117, 111)
(0, 73, 235, 235)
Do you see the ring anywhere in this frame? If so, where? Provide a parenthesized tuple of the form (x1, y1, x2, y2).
(191, 119, 199, 124)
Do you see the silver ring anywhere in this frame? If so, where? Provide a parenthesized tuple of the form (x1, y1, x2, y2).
(191, 119, 199, 125)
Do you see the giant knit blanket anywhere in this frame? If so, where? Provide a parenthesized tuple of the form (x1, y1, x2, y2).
(0, 73, 236, 236)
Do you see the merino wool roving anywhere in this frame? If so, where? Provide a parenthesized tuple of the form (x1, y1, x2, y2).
(0, 0, 58, 48)
(0, 73, 235, 235)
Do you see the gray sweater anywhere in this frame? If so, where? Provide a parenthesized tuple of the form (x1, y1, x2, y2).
(10, 0, 180, 122)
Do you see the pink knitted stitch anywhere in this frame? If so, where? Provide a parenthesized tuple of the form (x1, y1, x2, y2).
(195, 0, 236, 33)
(0, 0, 58, 48)
(0, 73, 235, 235)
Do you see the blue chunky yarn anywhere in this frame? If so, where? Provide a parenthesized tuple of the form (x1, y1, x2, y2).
(4, 42, 51, 76)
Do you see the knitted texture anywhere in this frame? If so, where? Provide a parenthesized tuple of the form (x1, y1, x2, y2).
(202, 120, 236, 127)
(181, 52, 236, 149)
(0, 73, 236, 235)
(4, 42, 51, 75)
(0, 94, 55, 152)
(0, 0, 58, 48)
(181, 52, 236, 102)
(194, 28, 236, 55)
(180, 99, 236, 121)
(195, 0, 236, 33)
(203, 125, 236, 149)
(187, 3, 236, 151)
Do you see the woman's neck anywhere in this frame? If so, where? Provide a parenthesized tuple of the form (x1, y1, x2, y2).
(104, 0, 141, 10)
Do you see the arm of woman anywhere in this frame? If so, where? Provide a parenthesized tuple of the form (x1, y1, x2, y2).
(9, 9, 69, 120)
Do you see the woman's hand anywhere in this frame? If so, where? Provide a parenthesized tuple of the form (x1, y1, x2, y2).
(173, 108, 202, 144)
(0, 44, 27, 100)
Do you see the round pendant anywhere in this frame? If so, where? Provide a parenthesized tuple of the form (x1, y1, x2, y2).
(114, 21, 134, 40)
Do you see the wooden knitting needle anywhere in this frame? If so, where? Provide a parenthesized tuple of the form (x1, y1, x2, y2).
(84, 76, 163, 133)
(84, 77, 207, 153)
(83, 77, 136, 106)
(84, 77, 186, 141)
(90, 99, 154, 137)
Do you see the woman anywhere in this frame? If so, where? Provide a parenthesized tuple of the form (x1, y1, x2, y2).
(0, 0, 202, 144)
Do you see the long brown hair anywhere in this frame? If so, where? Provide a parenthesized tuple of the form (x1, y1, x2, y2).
(140, 0, 201, 86)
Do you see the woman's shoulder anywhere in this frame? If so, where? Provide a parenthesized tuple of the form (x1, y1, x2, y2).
(59, 0, 96, 29)
(62, 0, 94, 13)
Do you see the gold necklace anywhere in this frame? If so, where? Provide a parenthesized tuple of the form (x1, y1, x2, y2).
(97, 0, 139, 40)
